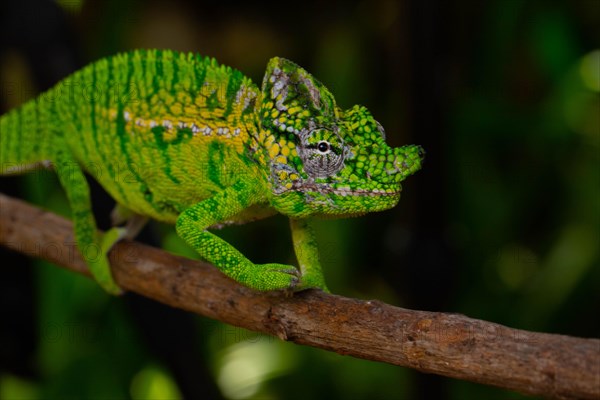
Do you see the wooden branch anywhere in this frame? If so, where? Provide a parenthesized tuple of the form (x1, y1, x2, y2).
(0, 193, 598, 399)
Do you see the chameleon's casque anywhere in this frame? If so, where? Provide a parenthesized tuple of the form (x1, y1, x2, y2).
(0, 50, 423, 293)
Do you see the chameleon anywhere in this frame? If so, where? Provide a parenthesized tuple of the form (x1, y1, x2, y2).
(0, 49, 424, 294)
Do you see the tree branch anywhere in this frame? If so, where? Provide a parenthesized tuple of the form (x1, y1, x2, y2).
(0, 193, 598, 399)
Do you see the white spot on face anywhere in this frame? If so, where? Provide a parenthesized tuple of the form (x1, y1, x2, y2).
(271, 72, 289, 112)
(275, 96, 288, 111)
(233, 128, 241, 136)
(191, 124, 200, 134)
(243, 91, 256, 111)
(203, 126, 212, 136)
(235, 86, 245, 104)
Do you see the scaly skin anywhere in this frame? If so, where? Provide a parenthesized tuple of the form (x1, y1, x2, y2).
(0, 49, 424, 293)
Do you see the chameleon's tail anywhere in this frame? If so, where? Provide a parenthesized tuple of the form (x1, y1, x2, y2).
(0, 98, 56, 175)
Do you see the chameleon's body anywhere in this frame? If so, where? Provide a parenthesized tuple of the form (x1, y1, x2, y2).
(0, 49, 423, 293)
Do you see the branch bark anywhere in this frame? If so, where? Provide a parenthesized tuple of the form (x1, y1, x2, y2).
(0, 193, 598, 399)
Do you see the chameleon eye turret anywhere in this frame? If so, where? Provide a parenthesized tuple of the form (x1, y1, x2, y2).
(297, 126, 347, 178)
(0, 50, 423, 293)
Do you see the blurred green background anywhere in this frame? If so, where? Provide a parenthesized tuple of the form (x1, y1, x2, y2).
(0, 0, 598, 399)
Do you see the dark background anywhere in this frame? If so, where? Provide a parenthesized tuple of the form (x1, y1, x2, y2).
(1, 0, 598, 399)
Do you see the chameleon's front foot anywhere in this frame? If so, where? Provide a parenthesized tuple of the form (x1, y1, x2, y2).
(230, 263, 332, 292)
(235, 263, 300, 291)
(297, 274, 330, 293)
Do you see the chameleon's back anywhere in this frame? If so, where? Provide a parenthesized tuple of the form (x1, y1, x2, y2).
(0, 86, 57, 174)
(1, 50, 265, 222)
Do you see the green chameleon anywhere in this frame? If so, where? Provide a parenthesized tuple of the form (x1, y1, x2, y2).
(0, 49, 423, 294)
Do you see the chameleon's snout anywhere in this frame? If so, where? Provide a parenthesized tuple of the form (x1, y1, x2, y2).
(392, 144, 425, 181)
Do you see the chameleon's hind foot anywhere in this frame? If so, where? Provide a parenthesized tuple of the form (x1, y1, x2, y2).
(92, 225, 138, 295)
(92, 216, 146, 296)
(89, 227, 127, 295)
(90, 209, 148, 294)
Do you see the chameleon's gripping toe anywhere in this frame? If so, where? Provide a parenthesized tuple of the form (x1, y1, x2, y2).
(94, 227, 128, 295)
(235, 263, 300, 291)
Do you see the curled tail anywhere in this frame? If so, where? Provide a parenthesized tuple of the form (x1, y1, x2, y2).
(0, 98, 56, 175)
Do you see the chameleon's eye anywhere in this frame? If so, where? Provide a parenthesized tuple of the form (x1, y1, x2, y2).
(375, 121, 386, 140)
(298, 128, 346, 178)
(317, 141, 330, 153)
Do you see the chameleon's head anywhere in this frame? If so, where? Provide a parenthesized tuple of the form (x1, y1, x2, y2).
(257, 57, 424, 218)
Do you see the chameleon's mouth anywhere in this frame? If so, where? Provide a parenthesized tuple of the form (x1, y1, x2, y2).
(296, 183, 401, 197)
